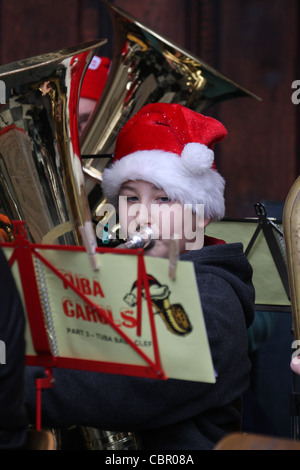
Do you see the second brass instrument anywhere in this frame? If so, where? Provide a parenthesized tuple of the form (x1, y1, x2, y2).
(81, 0, 260, 215)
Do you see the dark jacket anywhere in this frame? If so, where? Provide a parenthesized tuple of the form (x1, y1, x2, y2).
(24, 240, 255, 450)
(0, 248, 28, 449)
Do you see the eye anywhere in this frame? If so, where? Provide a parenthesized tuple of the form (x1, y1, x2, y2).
(156, 196, 170, 203)
(126, 195, 139, 203)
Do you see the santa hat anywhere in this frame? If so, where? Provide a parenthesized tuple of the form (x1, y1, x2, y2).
(102, 103, 227, 220)
(80, 55, 111, 101)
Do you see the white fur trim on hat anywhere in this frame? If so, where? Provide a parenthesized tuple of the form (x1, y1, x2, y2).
(102, 150, 225, 220)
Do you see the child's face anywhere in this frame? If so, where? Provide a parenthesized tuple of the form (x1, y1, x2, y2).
(118, 180, 210, 258)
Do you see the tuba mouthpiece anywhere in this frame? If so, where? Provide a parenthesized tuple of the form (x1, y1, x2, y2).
(119, 226, 155, 250)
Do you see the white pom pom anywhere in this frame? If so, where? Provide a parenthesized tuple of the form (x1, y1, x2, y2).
(181, 142, 214, 174)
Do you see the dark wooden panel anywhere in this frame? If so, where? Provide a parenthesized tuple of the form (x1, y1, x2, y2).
(0, 0, 112, 70)
(185, 0, 220, 65)
(0, 0, 80, 64)
(215, 0, 298, 218)
(113, 0, 187, 47)
(78, 0, 103, 42)
(78, 0, 112, 58)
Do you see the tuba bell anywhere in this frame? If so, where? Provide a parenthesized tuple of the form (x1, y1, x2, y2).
(0, 40, 105, 247)
(81, 0, 260, 214)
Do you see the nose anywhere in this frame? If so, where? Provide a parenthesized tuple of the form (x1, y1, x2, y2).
(131, 202, 161, 241)
(133, 201, 152, 230)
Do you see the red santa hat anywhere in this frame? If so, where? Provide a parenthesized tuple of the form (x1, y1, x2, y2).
(80, 55, 111, 101)
(102, 103, 227, 219)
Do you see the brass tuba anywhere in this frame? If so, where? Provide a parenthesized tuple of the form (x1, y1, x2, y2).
(283, 176, 300, 440)
(0, 40, 105, 247)
(81, 0, 260, 213)
(283, 176, 300, 341)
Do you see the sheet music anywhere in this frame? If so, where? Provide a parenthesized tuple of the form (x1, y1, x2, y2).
(3, 245, 215, 383)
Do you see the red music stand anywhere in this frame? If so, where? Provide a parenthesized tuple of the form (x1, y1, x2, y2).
(1, 221, 166, 430)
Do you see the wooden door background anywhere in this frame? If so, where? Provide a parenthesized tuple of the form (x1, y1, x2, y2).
(0, 0, 298, 218)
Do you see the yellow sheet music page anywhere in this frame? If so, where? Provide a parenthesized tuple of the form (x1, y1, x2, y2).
(32, 249, 215, 384)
